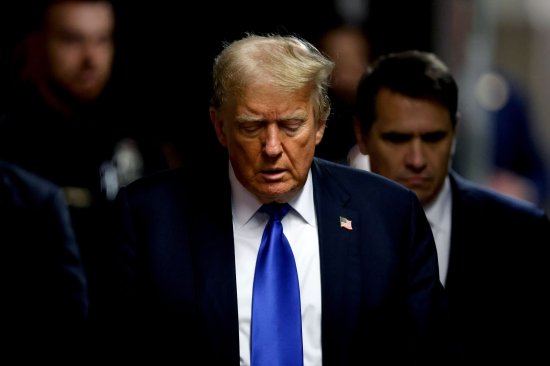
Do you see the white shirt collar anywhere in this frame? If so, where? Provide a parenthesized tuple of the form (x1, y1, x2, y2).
(229, 160, 316, 228)
(424, 176, 452, 230)
(423, 176, 452, 286)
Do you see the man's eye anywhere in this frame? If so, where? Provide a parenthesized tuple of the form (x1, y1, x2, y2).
(240, 123, 262, 134)
(281, 120, 302, 133)
(422, 132, 447, 143)
(58, 32, 83, 44)
(283, 124, 301, 133)
(98, 35, 113, 44)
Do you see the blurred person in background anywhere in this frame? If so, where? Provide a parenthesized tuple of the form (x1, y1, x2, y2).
(0, 0, 168, 321)
(1, 158, 88, 358)
(315, 24, 370, 165)
(479, 71, 548, 207)
(352, 49, 550, 365)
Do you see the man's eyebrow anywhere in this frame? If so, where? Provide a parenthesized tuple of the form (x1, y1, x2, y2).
(380, 131, 412, 136)
(235, 114, 262, 123)
(280, 110, 308, 121)
(236, 110, 308, 123)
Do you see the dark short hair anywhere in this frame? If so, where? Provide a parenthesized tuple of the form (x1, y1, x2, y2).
(354, 50, 458, 134)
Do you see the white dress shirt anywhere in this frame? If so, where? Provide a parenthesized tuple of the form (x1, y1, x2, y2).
(424, 176, 452, 286)
(230, 162, 322, 366)
(346, 144, 370, 171)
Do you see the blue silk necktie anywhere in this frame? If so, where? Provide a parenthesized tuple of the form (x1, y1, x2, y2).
(251, 203, 303, 366)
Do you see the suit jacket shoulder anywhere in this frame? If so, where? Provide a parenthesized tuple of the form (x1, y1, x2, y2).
(450, 170, 549, 232)
(312, 157, 418, 204)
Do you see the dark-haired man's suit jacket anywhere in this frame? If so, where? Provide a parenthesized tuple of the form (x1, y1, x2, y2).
(104, 157, 452, 365)
(445, 172, 550, 365)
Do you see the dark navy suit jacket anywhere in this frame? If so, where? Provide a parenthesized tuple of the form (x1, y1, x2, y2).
(0, 160, 88, 356)
(104, 157, 451, 365)
(445, 171, 550, 364)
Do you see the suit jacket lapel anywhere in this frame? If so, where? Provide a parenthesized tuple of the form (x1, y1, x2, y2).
(311, 159, 361, 364)
(190, 158, 363, 363)
(192, 162, 240, 364)
(446, 172, 471, 292)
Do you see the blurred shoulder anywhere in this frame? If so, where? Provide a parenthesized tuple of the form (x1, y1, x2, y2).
(450, 171, 548, 220)
(0, 160, 60, 207)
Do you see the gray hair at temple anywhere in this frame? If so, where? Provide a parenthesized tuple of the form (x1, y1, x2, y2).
(210, 33, 335, 123)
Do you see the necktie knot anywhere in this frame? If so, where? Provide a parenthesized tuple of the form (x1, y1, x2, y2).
(260, 202, 290, 221)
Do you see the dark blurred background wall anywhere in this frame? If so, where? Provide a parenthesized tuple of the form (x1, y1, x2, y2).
(0, 0, 435, 157)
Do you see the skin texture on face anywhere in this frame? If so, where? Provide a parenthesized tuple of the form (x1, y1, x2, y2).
(44, 2, 114, 101)
(210, 82, 326, 204)
(356, 88, 455, 206)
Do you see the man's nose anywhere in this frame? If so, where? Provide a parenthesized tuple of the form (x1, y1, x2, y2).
(405, 139, 427, 170)
(264, 124, 283, 157)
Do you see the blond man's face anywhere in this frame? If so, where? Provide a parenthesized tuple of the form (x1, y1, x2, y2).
(211, 82, 325, 204)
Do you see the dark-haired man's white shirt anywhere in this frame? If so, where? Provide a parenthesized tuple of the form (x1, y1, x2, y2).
(424, 176, 452, 286)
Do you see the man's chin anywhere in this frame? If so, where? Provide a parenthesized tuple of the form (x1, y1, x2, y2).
(254, 182, 296, 203)
(67, 78, 109, 101)
(72, 87, 103, 101)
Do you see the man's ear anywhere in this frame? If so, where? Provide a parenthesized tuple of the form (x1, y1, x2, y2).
(210, 107, 228, 147)
(451, 135, 457, 156)
(315, 118, 326, 145)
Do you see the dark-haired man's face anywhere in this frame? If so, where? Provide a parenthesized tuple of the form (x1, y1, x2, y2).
(357, 88, 455, 206)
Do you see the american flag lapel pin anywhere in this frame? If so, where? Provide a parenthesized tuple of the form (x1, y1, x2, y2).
(339, 216, 353, 230)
